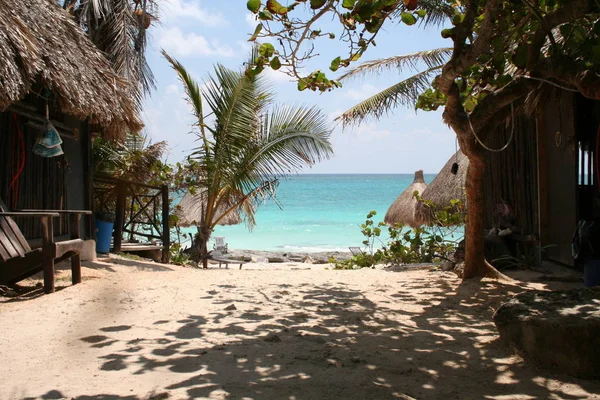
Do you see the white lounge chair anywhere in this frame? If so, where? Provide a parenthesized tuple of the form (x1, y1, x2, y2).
(349, 247, 365, 256)
(213, 236, 228, 254)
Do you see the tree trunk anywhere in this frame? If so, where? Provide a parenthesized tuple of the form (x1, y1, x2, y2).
(190, 226, 211, 268)
(462, 150, 511, 281)
(462, 154, 487, 279)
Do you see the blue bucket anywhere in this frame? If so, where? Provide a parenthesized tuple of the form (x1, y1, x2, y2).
(584, 259, 600, 287)
(95, 219, 114, 254)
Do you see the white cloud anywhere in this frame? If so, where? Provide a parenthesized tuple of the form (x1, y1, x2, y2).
(344, 83, 379, 101)
(165, 84, 180, 95)
(160, 0, 228, 27)
(157, 27, 234, 58)
(263, 67, 293, 83)
(246, 13, 258, 28)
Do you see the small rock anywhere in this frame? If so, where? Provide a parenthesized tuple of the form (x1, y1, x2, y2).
(224, 304, 237, 311)
(453, 262, 465, 278)
(441, 261, 455, 271)
(494, 288, 600, 379)
(302, 255, 315, 264)
(0, 285, 18, 297)
(263, 332, 281, 342)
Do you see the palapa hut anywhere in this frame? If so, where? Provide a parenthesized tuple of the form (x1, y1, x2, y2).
(415, 150, 467, 225)
(384, 170, 428, 228)
(175, 191, 242, 227)
(0, 0, 141, 241)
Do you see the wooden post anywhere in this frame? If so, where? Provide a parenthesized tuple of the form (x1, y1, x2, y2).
(114, 182, 126, 253)
(161, 185, 170, 263)
(70, 214, 82, 285)
(41, 216, 55, 294)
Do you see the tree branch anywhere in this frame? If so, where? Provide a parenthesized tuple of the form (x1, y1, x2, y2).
(526, 0, 595, 69)
(469, 77, 537, 131)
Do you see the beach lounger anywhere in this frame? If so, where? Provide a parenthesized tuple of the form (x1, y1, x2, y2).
(349, 247, 366, 256)
(211, 251, 246, 270)
(213, 236, 228, 254)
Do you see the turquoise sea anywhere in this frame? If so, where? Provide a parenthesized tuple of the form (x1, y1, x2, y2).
(181, 174, 438, 253)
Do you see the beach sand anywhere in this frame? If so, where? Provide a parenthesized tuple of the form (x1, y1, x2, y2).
(0, 255, 598, 400)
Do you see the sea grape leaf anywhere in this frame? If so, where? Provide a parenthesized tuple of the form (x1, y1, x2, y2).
(248, 24, 263, 41)
(310, 0, 327, 9)
(270, 56, 281, 70)
(400, 12, 417, 26)
(266, 0, 288, 15)
(259, 42, 275, 57)
(342, 0, 355, 9)
(247, 0, 261, 13)
(329, 56, 341, 72)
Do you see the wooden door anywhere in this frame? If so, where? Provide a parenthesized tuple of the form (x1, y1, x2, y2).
(537, 92, 577, 266)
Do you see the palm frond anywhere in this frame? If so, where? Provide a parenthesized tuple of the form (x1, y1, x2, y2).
(337, 65, 442, 126)
(248, 105, 333, 178)
(163, 51, 207, 134)
(338, 48, 452, 82)
(392, 0, 454, 26)
(79, 0, 155, 109)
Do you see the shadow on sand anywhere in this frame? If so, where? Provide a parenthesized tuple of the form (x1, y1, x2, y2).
(55, 271, 600, 399)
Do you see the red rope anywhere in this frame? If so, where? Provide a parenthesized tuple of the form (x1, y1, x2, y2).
(9, 114, 25, 207)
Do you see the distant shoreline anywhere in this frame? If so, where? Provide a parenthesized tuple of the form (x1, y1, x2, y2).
(227, 248, 353, 263)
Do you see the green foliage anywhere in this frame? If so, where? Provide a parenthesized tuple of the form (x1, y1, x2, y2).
(93, 132, 171, 186)
(492, 244, 556, 270)
(334, 200, 464, 270)
(170, 242, 190, 266)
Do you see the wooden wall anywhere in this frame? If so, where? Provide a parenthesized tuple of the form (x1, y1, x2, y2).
(483, 115, 539, 237)
(0, 101, 92, 239)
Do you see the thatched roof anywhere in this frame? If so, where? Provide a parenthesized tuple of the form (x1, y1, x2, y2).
(175, 191, 241, 228)
(415, 150, 468, 225)
(384, 170, 428, 228)
(0, 0, 142, 139)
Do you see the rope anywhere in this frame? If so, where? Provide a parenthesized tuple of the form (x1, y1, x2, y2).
(523, 76, 580, 92)
(9, 114, 25, 207)
(467, 103, 515, 152)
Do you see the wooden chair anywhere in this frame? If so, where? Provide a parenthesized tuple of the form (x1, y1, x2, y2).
(0, 199, 91, 294)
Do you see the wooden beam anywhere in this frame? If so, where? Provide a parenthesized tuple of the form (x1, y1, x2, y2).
(162, 185, 170, 263)
(70, 213, 82, 285)
(113, 182, 126, 253)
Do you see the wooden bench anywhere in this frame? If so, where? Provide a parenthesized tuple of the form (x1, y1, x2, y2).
(0, 199, 91, 294)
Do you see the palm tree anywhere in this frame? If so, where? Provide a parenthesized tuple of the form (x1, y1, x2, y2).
(335, 0, 454, 125)
(336, 47, 452, 125)
(93, 132, 168, 185)
(165, 49, 333, 266)
(62, 0, 156, 110)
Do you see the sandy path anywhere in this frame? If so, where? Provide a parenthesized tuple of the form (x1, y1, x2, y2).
(0, 257, 598, 400)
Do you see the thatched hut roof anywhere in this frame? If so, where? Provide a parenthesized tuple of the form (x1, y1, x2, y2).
(175, 191, 241, 228)
(384, 170, 428, 228)
(415, 150, 468, 225)
(0, 0, 142, 139)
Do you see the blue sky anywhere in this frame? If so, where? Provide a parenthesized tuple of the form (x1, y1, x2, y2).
(142, 0, 457, 174)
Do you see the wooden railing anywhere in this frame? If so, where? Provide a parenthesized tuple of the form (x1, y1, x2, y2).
(93, 176, 170, 263)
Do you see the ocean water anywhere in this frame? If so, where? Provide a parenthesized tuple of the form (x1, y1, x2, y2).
(180, 174, 439, 253)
